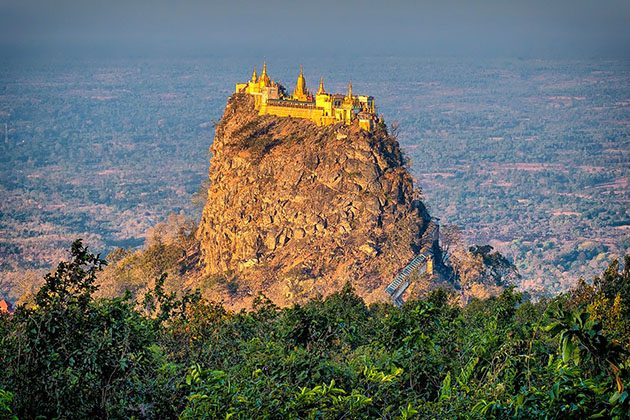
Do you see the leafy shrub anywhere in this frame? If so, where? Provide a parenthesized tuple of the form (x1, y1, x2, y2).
(0, 242, 627, 418)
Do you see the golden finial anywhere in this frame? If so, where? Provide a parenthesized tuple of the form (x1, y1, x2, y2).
(259, 62, 270, 86)
(317, 77, 326, 95)
(251, 66, 258, 83)
(293, 65, 308, 100)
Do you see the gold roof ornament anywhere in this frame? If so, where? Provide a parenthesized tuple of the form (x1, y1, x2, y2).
(293, 65, 309, 100)
(260, 62, 270, 86)
(344, 80, 354, 104)
(317, 77, 326, 95)
(251, 67, 258, 83)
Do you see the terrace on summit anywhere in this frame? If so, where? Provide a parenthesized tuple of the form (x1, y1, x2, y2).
(235, 63, 378, 131)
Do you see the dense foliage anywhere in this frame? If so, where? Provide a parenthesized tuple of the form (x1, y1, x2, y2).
(1, 241, 628, 418)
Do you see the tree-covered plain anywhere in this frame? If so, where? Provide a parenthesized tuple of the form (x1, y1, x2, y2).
(1, 241, 628, 419)
(0, 56, 627, 302)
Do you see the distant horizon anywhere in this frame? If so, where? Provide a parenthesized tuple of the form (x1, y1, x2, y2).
(2, 45, 629, 70)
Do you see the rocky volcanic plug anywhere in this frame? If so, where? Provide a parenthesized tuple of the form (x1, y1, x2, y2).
(197, 94, 443, 306)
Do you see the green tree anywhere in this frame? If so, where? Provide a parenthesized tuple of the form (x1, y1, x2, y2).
(0, 240, 171, 419)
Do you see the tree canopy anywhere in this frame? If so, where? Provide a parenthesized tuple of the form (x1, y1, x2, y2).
(0, 241, 628, 418)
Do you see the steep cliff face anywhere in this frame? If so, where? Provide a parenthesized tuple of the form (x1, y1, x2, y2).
(197, 94, 443, 307)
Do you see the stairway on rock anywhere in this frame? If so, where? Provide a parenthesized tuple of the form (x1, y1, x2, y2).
(386, 253, 430, 306)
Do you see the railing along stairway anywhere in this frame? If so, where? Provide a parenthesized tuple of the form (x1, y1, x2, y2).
(385, 253, 429, 307)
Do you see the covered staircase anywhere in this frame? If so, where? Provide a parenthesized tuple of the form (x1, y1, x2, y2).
(385, 253, 431, 307)
(386, 217, 440, 307)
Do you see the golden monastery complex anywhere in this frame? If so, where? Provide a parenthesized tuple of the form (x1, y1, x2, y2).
(236, 63, 378, 131)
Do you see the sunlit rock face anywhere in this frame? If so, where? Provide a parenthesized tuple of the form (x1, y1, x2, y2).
(197, 93, 442, 306)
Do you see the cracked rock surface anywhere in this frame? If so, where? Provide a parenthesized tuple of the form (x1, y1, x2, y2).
(197, 94, 443, 306)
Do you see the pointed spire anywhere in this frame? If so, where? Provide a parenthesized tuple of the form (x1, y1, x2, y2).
(296, 65, 306, 86)
(259, 62, 270, 86)
(293, 64, 308, 100)
(317, 77, 326, 95)
(347, 80, 353, 99)
(251, 66, 258, 83)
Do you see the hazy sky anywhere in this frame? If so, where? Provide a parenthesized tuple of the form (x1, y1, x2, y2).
(1, 0, 629, 57)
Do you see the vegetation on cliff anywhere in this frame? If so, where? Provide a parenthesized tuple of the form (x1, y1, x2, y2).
(1, 241, 628, 418)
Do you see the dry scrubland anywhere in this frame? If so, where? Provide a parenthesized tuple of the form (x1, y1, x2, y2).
(0, 57, 628, 301)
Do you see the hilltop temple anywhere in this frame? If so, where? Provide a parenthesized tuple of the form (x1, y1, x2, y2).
(235, 63, 378, 131)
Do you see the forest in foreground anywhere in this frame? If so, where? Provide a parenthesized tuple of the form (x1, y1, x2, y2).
(0, 241, 628, 419)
